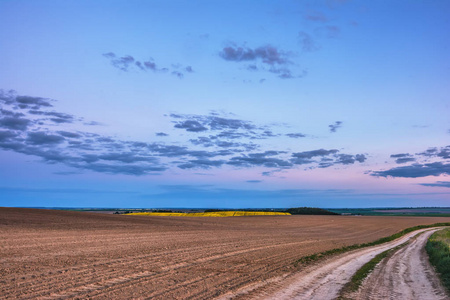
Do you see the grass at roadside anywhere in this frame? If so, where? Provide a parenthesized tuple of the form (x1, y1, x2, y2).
(426, 228, 450, 293)
(294, 223, 450, 267)
(125, 211, 290, 217)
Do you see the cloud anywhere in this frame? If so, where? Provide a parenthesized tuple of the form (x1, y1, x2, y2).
(329, 121, 342, 133)
(371, 162, 450, 178)
(0, 90, 370, 176)
(177, 159, 225, 169)
(228, 155, 293, 168)
(436, 146, 450, 159)
(291, 149, 366, 167)
(286, 133, 306, 138)
(0, 130, 18, 141)
(395, 157, 416, 164)
(390, 153, 410, 158)
(246, 180, 262, 183)
(28, 110, 75, 123)
(292, 149, 339, 159)
(171, 113, 257, 133)
(0, 116, 31, 130)
(219, 44, 304, 79)
(389, 153, 416, 164)
(102, 52, 193, 78)
(102, 53, 135, 71)
(304, 12, 328, 22)
(27, 131, 65, 145)
(1, 90, 53, 109)
(220, 45, 290, 65)
(298, 31, 320, 52)
(190, 136, 258, 151)
(174, 120, 208, 132)
(419, 181, 450, 188)
(57, 131, 82, 138)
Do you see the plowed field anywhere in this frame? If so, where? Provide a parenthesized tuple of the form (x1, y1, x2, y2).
(1, 207, 449, 299)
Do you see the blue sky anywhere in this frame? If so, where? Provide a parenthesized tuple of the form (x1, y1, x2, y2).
(1, 0, 449, 208)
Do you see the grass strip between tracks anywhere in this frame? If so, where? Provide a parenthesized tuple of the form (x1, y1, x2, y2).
(294, 222, 450, 267)
(426, 228, 450, 294)
(336, 241, 408, 300)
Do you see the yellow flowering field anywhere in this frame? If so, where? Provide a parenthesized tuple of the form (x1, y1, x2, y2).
(125, 211, 291, 217)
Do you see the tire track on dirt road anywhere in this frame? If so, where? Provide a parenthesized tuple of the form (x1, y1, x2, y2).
(218, 228, 447, 300)
(349, 228, 448, 300)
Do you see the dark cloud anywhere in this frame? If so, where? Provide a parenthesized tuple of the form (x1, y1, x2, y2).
(27, 131, 65, 145)
(15, 95, 53, 108)
(355, 154, 367, 163)
(209, 116, 256, 131)
(419, 181, 450, 188)
(219, 44, 303, 79)
(190, 137, 257, 151)
(102, 52, 192, 78)
(174, 120, 208, 132)
(329, 121, 342, 133)
(0, 90, 53, 109)
(104, 53, 135, 71)
(437, 146, 450, 159)
(177, 159, 225, 169)
(417, 147, 438, 157)
(415, 146, 450, 160)
(28, 110, 74, 123)
(291, 149, 366, 167)
(292, 149, 339, 159)
(156, 132, 169, 137)
(171, 113, 257, 133)
(56, 131, 82, 138)
(389, 153, 416, 164)
(74, 162, 166, 176)
(298, 31, 320, 52)
(228, 155, 293, 168)
(0, 130, 18, 141)
(220, 45, 290, 65)
(1, 90, 370, 176)
(286, 133, 306, 138)
(372, 162, 450, 178)
(395, 157, 416, 164)
(0, 116, 31, 131)
(390, 153, 411, 158)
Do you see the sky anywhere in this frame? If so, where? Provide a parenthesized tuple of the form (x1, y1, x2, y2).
(1, 0, 449, 208)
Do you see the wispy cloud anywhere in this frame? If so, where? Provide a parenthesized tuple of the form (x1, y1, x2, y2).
(419, 181, 450, 188)
(102, 52, 193, 79)
(298, 31, 320, 52)
(329, 121, 343, 133)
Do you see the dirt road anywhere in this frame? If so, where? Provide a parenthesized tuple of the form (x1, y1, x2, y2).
(220, 228, 448, 300)
(351, 228, 448, 300)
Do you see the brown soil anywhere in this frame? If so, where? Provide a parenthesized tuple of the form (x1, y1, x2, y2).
(1, 207, 449, 299)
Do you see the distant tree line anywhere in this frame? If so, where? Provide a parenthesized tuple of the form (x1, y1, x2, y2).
(285, 207, 339, 215)
(204, 207, 339, 215)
